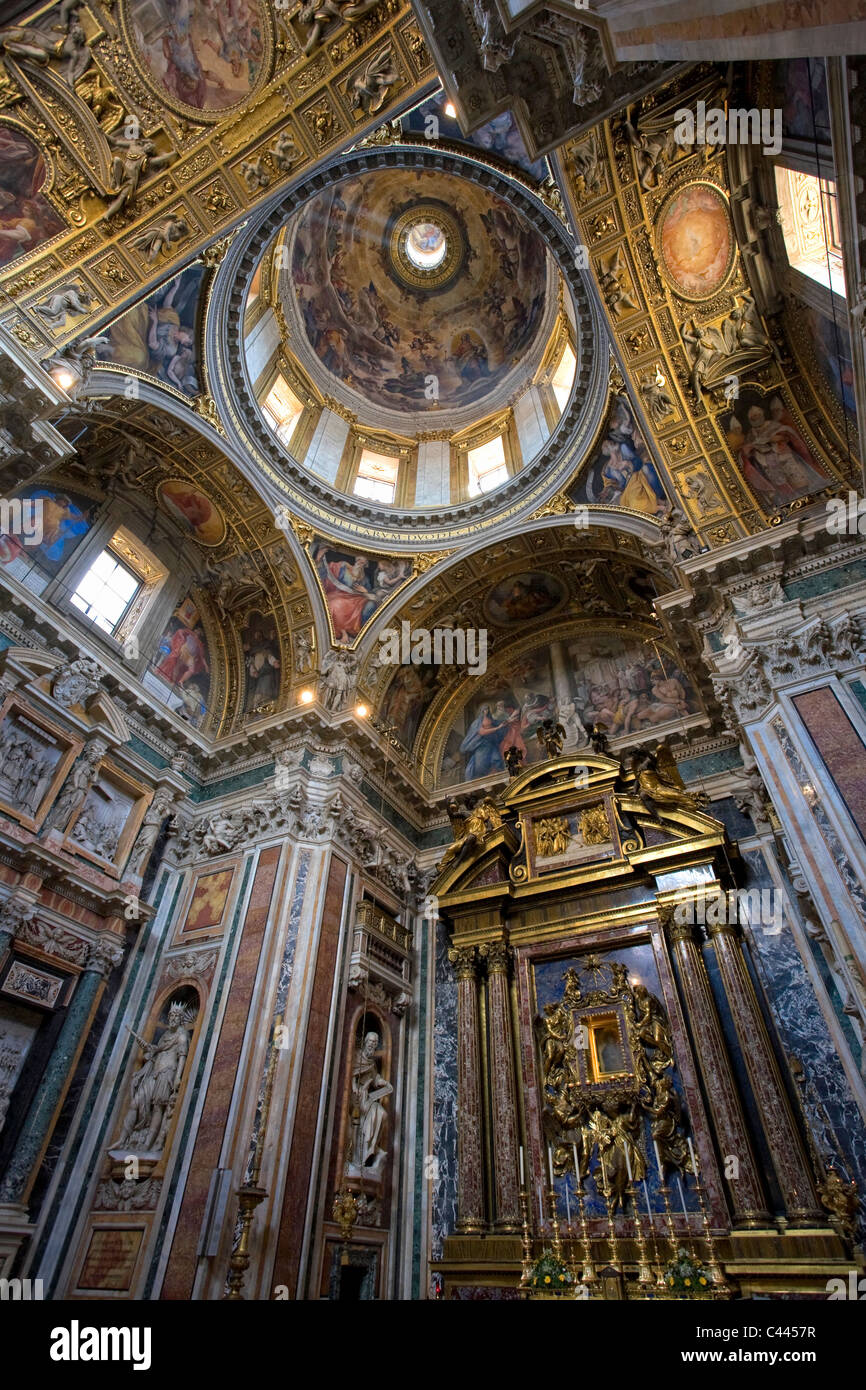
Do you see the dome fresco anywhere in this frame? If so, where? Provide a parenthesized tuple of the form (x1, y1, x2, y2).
(280, 167, 553, 420)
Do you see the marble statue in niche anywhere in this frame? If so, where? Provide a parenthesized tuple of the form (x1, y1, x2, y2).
(116, 995, 197, 1155)
(126, 787, 174, 877)
(347, 1030, 392, 1178)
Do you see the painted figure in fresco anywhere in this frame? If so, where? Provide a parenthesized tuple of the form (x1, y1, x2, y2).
(459, 704, 507, 779)
(156, 620, 209, 687)
(315, 547, 377, 641)
(245, 624, 280, 710)
(28, 491, 90, 568)
(0, 125, 64, 268)
(733, 400, 826, 510)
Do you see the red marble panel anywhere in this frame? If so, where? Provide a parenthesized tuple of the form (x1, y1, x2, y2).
(160, 847, 281, 1300)
(793, 686, 866, 842)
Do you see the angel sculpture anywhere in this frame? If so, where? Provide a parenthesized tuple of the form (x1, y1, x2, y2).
(536, 718, 566, 760)
(680, 318, 727, 401)
(349, 45, 398, 115)
(439, 797, 498, 869)
(633, 743, 700, 816)
(43, 335, 109, 394)
(598, 247, 637, 317)
(504, 744, 524, 778)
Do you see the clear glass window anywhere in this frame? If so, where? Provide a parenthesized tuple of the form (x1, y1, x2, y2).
(353, 449, 399, 505)
(551, 341, 577, 412)
(263, 376, 304, 446)
(70, 549, 141, 635)
(468, 435, 508, 497)
(774, 165, 845, 296)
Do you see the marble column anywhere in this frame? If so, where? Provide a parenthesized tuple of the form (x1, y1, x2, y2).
(664, 914, 770, 1225)
(482, 941, 521, 1231)
(0, 935, 123, 1203)
(448, 945, 485, 1232)
(706, 920, 823, 1224)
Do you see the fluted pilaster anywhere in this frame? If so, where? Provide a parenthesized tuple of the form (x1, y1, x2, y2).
(448, 944, 485, 1232)
(482, 940, 521, 1231)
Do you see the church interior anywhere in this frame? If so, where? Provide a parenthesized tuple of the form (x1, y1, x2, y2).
(0, 0, 864, 1307)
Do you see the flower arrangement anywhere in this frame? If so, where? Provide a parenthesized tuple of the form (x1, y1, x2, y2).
(527, 1248, 574, 1290)
(664, 1247, 712, 1294)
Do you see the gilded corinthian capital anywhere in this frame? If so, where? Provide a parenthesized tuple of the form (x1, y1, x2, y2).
(481, 940, 512, 974)
(448, 945, 478, 980)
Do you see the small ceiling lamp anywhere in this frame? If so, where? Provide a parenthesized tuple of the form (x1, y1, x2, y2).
(444, 102, 456, 118)
(355, 702, 369, 718)
(299, 688, 314, 704)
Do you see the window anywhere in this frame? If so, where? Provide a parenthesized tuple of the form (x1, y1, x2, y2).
(774, 165, 846, 296)
(468, 435, 508, 497)
(70, 548, 141, 635)
(353, 449, 399, 505)
(551, 341, 576, 412)
(263, 375, 304, 447)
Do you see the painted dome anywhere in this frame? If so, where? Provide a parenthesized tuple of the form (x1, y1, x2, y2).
(277, 166, 556, 427)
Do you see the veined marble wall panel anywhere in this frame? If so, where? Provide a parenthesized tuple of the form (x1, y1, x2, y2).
(32, 865, 185, 1294)
(750, 713, 866, 979)
(244, 308, 280, 386)
(430, 919, 457, 1260)
(302, 409, 350, 486)
(272, 852, 349, 1297)
(740, 845, 866, 1239)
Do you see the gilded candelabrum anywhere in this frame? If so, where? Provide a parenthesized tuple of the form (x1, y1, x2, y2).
(547, 1184, 563, 1260)
(333, 1187, 360, 1266)
(598, 1153, 621, 1272)
(694, 1174, 728, 1290)
(574, 1174, 596, 1287)
(224, 1183, 268, 1300)
(519, 1187, 534, 1285)
(628, 1180, 654, 1286)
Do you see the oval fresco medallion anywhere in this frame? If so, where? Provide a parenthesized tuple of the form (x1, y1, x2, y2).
(123, 0, 269, 116)
(157, 478, 226, 546)
(656, 183, 735, 301)
(483, 571, 566, 625)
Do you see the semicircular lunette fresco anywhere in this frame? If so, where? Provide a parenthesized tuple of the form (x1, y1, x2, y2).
(430, 632, 701, 788)
(128, 0, 265, 112)
(285, 168, 551, 416)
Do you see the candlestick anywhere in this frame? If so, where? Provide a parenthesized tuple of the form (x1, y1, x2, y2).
(538, 1184, 545, 1228)
(518, 1186, 533, 1287)
(572, 1142, 580, 1183)
(630, 1176, 654, 1287)
(694, 1173, 728, 1290)
(548, 1143, 555, 1187)
(519, 1145, 525, 1186)
(565, 1182, 571, 1228)
(643, 1176, 666, 1287)
(624, 1144, 633, 1183)
(598, 1151, 620, 1272)
(653, 1138, 664, 1177)
(677, 1173, 689, 1221)
(547, 1184, 563, 1260)
(574, 1171, 596, 1288)
(687, 1136, 698, 1175)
